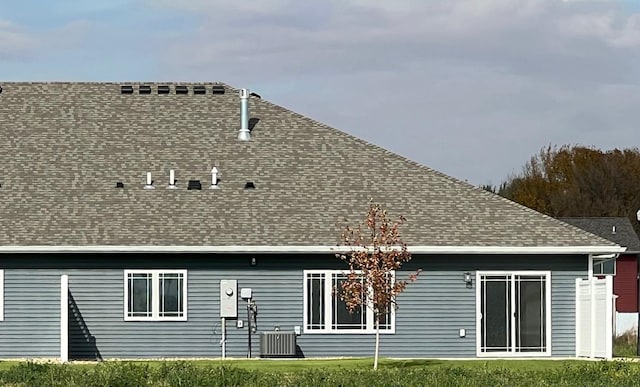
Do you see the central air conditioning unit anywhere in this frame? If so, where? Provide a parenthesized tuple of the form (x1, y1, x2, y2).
(259, 332, 297, 357)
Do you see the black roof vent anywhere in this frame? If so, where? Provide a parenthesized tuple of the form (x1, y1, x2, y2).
(120, 85, 134, 94)
(211, 85, 225, 94)
(193, 85, 206, 94)
(250, 92, 261, 99)
(188, 180, 202, 190)
(116, 181, 124, 188)
(158, 85, 170, 94)
(0, 85, 3, 94)
(175, 85, 189, 94)
(244, 181, 256, 189)
(139, 85, 151, 94)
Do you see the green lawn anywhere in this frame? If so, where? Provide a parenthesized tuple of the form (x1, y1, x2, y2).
(0, 357, 611, 372)
(196, 358, 593, 371)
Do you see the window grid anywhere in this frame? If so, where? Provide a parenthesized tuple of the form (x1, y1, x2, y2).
(303, 270, 395, 334)
(124, 270, 187, 321)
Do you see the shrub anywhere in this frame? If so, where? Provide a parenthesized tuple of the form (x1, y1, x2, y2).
(3, 360, 640, 386)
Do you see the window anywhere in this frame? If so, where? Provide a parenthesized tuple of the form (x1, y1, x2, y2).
(303, 270, 394, 334)
(476, 271, 551, 356)
(593, 258, 616, 276)
(124, 270, 187, 321)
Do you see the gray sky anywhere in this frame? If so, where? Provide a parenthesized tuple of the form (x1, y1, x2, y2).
(2, 0, 640, 185)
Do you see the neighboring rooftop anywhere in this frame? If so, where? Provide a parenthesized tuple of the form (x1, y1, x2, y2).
(559, 217, 640, 253)
(0, 82, 619, 248)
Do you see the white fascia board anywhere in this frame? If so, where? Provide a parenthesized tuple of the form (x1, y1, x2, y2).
(0, 245, 626, 254)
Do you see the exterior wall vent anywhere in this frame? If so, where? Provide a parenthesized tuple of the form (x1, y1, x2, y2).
(238, 88, 250, 141)
(139, 85, 151, 94)
(188, 180, 202, 190)
(176, 85, 188, 94)
(120, 85, 134, 94)
(158, 85, 170, 94)
(244, 181, 256, 189)
(193, 85, 206, 95)
(116, 181, 124, 189)
(168, 169, 177, 189)
(212, 85, 225, 94)
(144, 172, 155, 189)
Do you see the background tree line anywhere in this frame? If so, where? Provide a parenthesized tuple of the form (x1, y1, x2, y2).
(483, 145, 640, 233)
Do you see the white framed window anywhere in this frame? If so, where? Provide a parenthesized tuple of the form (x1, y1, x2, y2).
(303, 270, 395, 334)
(124, 270, 187, 321)
(476, 271, 551, 357)
(593, 258, 616, 276)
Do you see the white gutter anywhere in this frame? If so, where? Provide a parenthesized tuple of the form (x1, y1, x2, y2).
(0, 245, 626, 254)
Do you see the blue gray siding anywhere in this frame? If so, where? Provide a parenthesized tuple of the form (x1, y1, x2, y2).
(0, 253, 586, 359)
(1, 270, 61, 357)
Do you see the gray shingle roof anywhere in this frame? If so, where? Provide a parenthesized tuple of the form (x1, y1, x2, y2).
(0, 82, 619, 249)
(558, 217, 640, 253)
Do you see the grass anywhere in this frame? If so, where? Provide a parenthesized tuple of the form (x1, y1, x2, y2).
(2, 358, 640, 386)
(6, 357, 611, 373)
(614, 329, 638, 358)
(0, 358, 595, 373)
(200, 358, 591, 371)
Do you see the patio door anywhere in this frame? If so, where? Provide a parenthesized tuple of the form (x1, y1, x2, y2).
(477, 272, 551, 356)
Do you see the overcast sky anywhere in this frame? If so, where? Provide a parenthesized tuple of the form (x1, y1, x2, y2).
(2, 0, 640, 185)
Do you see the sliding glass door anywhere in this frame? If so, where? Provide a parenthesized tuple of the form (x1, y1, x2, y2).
(478, 272, 550, 355)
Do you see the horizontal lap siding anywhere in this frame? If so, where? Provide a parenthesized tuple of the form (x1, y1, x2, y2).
(614, 255, 638, 313)
(1, 270, 61, 358)
(0, 254, 586, 359)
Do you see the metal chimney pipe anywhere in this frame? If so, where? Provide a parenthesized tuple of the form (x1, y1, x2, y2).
(168, 169, 177, 189)
(210, 166, 219, 189)
(238, 88, 250, 141)
(144, 172, 154, 189)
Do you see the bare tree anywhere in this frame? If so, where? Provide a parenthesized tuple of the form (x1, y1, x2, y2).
(336, 202, 421, 370)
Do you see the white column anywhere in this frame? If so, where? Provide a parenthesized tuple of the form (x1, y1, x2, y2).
(60, 275, 69, 363)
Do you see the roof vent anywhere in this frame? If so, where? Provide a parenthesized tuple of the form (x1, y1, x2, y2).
(144, 172, 155, 189)
(188, 180, 202, 190)
(168, 169, 177, 189)
(238, 88, 250, 141)
(139, 85, 151, 94)
(0, 85, 3, 94)
(212, 85, 225, 94)
(210, 166, 220, 189)
(120, 85, 134, 94)
(612, 225, 617, 234)
(158, 85, 170, 94)
(244, 181, 256, 189)
(116, 181, 124, 189)
(193, 85, 206, 95)
(176, 85, 188, 94)
(250, 92, 261, 99)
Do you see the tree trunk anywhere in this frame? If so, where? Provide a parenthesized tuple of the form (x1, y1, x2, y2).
(374, 315, 380, 370)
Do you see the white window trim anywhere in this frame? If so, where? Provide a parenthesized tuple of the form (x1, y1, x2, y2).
(0, 270, 4, 321)
(475, 270, 552, 358)
(123, 269, 187, 322)
(592, 258, 616, 276)
(303, 269, 396, 334)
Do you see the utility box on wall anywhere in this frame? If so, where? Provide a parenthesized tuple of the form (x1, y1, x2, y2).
(220, 280, 238, 318)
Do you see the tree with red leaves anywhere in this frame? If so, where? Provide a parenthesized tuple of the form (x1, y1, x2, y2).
(336, 202, 421, 370)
